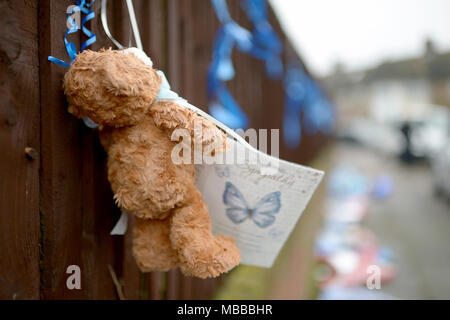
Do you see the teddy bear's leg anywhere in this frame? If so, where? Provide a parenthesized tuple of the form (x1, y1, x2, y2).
(170, 187, 240, 279)
(133, 216, 179, 272)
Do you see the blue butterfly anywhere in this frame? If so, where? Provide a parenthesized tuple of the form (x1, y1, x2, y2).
(223, 182, 281, 228)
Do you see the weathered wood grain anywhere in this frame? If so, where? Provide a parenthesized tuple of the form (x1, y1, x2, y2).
(39, 0, 118, 299)
(0, 0, 40, 300)
(39, 0, 86, 299)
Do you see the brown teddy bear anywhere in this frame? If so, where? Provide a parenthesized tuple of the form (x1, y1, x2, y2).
(63, 48, 240, 278)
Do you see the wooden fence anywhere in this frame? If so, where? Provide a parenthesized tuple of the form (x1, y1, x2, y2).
(0, 0, 327, 299)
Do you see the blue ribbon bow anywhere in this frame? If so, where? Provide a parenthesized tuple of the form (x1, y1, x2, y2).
(240, 0, 283, 79)
(208, 0, 253, 129)
(282, 64, 335, 148)
(209, 0, 335, 146)
(208, 0, 283, 129)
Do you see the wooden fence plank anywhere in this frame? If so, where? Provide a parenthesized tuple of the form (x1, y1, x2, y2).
(39, 0, 87, 299)
(94, 0, 144, 300)
(135, 0, 166, 300)
(79, 124, 119, 299)
(0, 0, 40, 300)
(121, 215, 140, 299)
(165, 0, 182, 300)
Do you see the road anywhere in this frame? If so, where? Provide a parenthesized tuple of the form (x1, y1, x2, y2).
(331, 142, 450, 299)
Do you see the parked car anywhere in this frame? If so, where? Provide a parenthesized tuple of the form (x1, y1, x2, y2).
(410, 106, 450, 159)
(338, 118, 403, 155)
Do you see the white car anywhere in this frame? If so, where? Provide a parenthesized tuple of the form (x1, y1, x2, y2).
(411, 107, 450, 159)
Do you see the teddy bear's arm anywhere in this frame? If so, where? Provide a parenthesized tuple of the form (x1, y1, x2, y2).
(150, 101, 228, 155)
(105, 119, 196, 219)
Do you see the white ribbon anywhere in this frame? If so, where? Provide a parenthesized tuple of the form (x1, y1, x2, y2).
(101, 0, 124, 49)
(110, 211, 128, 235)
(125, 0, 143, 51)
(101, 0, 143, 51)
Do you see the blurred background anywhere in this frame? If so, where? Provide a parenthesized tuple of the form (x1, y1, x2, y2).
(271, 0, 450, 299)
(215, 0, 450, 300)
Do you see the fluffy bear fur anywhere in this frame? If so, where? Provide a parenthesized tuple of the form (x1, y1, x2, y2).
(63, 48, 240, 278)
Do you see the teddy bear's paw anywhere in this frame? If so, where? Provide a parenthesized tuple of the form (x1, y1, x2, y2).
(177, 234, 241, 279)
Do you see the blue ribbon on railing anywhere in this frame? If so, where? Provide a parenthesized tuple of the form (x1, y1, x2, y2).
(303, 94, 335, 136)
(208, 0, 283, 129)
(48, 0, 96, 67)
(209, 0, 335, 145)
(282, 67, 309, 148)
(240, 0, 283, 79)
(282, 64, 335, 148)
(208, 0, 253, 129)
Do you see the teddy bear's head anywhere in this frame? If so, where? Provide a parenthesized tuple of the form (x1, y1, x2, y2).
(63, 48, 161, 127)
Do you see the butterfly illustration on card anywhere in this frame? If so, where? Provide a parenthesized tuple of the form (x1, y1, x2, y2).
(223, 182, 281, 228)
(215, 166, 230, 178)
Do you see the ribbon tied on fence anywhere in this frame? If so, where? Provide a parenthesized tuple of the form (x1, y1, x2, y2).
(208, 0, 285, 130)
(48, 0, 96, 67)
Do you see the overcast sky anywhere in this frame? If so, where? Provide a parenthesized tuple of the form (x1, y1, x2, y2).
(270, 0, 450, 77)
